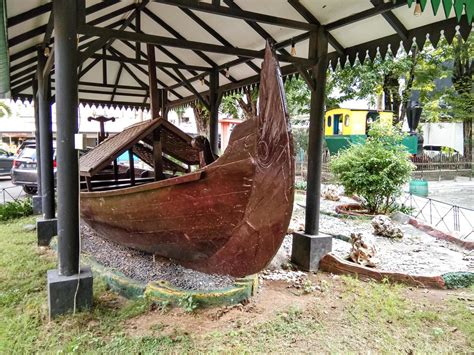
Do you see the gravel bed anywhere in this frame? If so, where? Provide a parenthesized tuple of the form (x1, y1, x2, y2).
(277, 194, 474, 276)
(80, 225, 235, 291)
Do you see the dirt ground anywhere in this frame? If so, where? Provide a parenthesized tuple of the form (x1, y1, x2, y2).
(122, 272, 471, 344)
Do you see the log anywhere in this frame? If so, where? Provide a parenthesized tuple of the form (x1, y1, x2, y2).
(319, 253, 446, 289)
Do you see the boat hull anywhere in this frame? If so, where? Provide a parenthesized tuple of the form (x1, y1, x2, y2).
(80, 44, 294, 277)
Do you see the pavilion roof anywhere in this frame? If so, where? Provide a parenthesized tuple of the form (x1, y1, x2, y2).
(2, 0, 472, 110)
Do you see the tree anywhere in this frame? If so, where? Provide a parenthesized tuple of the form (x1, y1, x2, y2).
(0, 101, 12, 118)
(330, 122, 415, 214)
(191, 101, 209, 136)
(414, 36, 473, 159)
(220, 87, 258, 120)
(451, 36, 473, 160)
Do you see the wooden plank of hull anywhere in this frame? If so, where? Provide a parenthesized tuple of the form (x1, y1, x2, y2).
(80, 43, 294, 277)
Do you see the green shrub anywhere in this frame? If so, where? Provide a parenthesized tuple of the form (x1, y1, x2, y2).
(294, 180, 307, 191)
(0, 198, 33, 221)
(330, 122, 415, 214)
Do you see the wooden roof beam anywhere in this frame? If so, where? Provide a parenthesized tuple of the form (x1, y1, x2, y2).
(142, 8, 239, 82)
(79, 1, 150, 65)
(325, 0, 407, 31)
(179, 5, 260, 73)
(78, 25, 315, 66)
(126, 23, 212, 85)
(152, 0, 317, 31)
(90, 53, 211, 71)
(370, 0, 409, 44)
(287, 0, 344, 55)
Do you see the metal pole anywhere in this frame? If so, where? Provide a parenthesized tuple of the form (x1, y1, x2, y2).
(32, 79, 42, 198)
(54, 0, 79, 276)
(305, 28, 328, 235)
(37, 49, 55, 219)
(209, 69, 219, 155)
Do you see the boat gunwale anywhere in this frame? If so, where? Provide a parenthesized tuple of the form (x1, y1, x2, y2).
(80, 156, 256, 199)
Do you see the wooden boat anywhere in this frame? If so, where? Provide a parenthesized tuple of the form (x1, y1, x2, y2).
(79, 43, 294, 277)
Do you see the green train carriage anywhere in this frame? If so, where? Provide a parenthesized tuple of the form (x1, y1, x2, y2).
(324, 108, 418, 155)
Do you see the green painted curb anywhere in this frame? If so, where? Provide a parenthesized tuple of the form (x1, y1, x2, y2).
(49, 237, 257, 307)
(442, 272, 474, 289)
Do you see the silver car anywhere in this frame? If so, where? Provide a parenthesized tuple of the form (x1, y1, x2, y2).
(11, 143, 57, 195)
(0, 148, 14, 176)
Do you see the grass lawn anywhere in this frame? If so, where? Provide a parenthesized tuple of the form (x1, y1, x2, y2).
(1, 217, 473, 353)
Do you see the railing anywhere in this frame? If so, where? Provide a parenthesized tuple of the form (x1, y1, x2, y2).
(0, 185, 26, 205)
(399, 192, 474, 240)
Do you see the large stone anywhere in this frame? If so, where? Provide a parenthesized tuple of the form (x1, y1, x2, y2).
(37, 218, 57, 246)
(291, 232, 332, 271)
(321, 185, 341, 201)
(47, 266, 93, 319)
(371, 215, 404, 238)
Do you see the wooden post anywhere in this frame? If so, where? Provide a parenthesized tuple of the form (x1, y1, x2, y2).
(113, 159, 118, 182)
(305, 27, 328, 235)
(128, 149, 135, 186)
(37, 49, 55, 220)
(153, 128, 164, 181)
(209, 69, 220, 155)
(146, 44, 160, 119)
(291, 27, 332, 272)
(54, 0, 80, 275)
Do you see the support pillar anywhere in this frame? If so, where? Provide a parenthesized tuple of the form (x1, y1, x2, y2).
(291, 27, 332, 271)
(47, 0, 92, 319)
(32, 79, 42, 215)
(36, 48, 57, 245)
(146, 44, 160, 119)
(209, 69, 220, 155)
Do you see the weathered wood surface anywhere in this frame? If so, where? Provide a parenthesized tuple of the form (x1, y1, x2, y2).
(319, 253, 446, 289)
(80, 43, 294, 277)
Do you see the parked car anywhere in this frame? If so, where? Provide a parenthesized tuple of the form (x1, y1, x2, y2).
(0, 148, 14, 176)
(11, 143, 57, 195)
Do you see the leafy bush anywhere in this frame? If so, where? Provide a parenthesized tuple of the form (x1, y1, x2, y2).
(0, 198, 33, 221)
(294, 180, 307, 191)
(330, 122, 415, 214)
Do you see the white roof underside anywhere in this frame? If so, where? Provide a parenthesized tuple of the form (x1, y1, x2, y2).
(6, 0, 473, 108)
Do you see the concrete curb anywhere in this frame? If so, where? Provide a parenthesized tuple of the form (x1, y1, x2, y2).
(49, 237, 258, 308)
(408, 218, 474, 250)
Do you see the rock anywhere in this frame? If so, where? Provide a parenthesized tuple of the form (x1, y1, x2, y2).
(349, 233, 377, 267)
(371, 215, 404, 238)
(23, 224, 36, 232)
(267, 244, 290, 270)
(321, 185, 341, 201)
(390, 211, 411, 225)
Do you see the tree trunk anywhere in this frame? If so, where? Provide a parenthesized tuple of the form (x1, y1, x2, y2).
(399, 46, 419, 125)
(192, 102, 210, 136)
(451, 35, 473, 160)
(463, 119, 472, 160)
(236, 87, 258, 120)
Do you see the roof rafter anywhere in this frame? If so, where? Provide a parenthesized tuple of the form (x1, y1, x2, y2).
(371, 0, 409, 44)
(78, 24, 315, 65)
(79, 1, 150, 65)
(89, 53, 211, 71)
(178, 5, 260, 73)
(142, 8, 240, 82)
(325, 0, 407, 31)
(287, 0, 344, 55)
(152, 0, 317, 31)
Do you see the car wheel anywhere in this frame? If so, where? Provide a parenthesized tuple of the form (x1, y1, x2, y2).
(23, 185, 38, 195)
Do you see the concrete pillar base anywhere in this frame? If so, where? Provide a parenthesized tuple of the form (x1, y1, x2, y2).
(291, 232, 332, 271)
(47, 266, 93, 320)
(32, 196, 42, 215)
(37, 218, 57, 246)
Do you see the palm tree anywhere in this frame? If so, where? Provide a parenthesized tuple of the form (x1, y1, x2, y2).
(0, 101, 12, 118)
